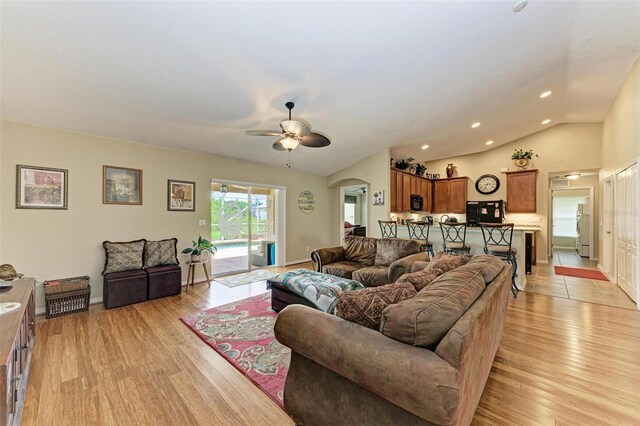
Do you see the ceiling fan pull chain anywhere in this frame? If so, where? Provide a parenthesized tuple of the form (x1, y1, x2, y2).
(287, 149, 292, 168)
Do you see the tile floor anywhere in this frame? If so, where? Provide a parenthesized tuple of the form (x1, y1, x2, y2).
(523, 249, 637, 309)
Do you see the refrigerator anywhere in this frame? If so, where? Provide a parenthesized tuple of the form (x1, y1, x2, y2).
(576, 204, 591, 257)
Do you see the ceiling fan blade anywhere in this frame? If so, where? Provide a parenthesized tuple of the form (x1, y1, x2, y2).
(300, 132, 331, 148)
(272, 139, 287, 151)
(246, 130, 282, 136)
(280, 120, 311, 137)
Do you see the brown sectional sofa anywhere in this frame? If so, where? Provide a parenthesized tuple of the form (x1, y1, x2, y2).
(274, 255, 511, 426)
(311, 235, 429, 286)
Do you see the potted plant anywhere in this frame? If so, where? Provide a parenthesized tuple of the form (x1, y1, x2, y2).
(181, 236, 217, 262)
(393, 159, 411, 170)
(414, 163, 427, 176)
(511, 149, 538, 169)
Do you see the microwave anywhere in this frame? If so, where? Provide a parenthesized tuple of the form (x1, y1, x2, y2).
(410, 195, 423, 211)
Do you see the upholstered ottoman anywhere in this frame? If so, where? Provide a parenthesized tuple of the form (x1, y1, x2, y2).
(267, 269, 364, 313)
(103, 269, 148, 309)
(146, 264, 181, 300)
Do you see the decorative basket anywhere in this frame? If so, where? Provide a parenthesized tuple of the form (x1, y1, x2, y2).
(43, 275, 90, 294)
(43, 276, 91, 319)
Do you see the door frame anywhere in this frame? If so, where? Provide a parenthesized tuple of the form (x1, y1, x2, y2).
(601, 176, 614, 280)
(210, 178, 287, 271)
(548, 185, 595, 259)
(339, 184, 369, 244)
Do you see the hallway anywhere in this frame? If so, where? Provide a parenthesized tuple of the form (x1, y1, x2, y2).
(522, 249, 636, 309)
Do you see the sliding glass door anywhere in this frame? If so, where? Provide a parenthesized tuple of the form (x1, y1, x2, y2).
(210, 181, 281, 276)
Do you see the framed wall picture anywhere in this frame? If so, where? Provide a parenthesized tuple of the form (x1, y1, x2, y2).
(103, 165, 142, 205)
(16, 165, 68, 209)
(373, 189, 384, 206)
(168, 180, 196, 211)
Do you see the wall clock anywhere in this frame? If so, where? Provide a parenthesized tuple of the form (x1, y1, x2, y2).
(475, 174, 500, 195)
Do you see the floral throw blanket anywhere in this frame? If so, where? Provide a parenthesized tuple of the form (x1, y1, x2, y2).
(268, 269, 364, 313)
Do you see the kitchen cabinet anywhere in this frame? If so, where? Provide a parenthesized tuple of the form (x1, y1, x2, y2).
(432, 177, 468, 213)
(389, 169, 433, 213)
(506, 169, 538, 213)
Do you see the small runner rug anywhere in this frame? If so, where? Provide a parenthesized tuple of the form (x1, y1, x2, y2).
(214, 269, 277, 288)
(180, 292, 289, 407)
(554, 266, 609, 281)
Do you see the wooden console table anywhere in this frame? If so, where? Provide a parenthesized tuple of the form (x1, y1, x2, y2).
(0, 278, 35, 426)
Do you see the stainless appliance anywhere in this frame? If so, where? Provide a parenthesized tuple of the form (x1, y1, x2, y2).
(410, 195, 423, 211)
(466, 200, 504, 226)
(576, 203, 591, 257)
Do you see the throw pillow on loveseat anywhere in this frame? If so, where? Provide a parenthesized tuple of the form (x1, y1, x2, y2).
(334, 283, 416, 329)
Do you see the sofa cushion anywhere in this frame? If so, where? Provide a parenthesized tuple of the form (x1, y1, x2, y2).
(380, 268, 486, 347)
(322, 261, 361, 279)
(352, 265, 389, 287)
(143, 238, 178, 269)
(397, 253, 471, 292)
(456, 255, 505, 284)
(102, 239, 146, 274)
(343, 236, 377, 266)
(335, 283, 417, 329)
(375, 238, 422, 267)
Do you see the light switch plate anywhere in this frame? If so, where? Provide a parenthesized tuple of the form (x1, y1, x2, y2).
(198, 220, 206, 227)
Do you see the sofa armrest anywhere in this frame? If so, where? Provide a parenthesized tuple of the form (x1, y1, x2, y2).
(388, 252, 430, 283)
(275, 305, 459, 425)
(411, 260, 430, 273)
(310, 246, 344, 272)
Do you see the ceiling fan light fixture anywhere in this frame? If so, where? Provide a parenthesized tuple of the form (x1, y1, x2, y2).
(280, 137, 299, 151)
(565, 174, 581, 180)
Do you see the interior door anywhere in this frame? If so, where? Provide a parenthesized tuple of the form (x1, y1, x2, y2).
(616, 164, 638, 302)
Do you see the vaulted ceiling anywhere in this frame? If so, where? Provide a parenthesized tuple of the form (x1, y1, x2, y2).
(1, 2, 639, 175)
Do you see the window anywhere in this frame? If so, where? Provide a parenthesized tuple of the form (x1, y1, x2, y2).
(552, 196, 586, 237)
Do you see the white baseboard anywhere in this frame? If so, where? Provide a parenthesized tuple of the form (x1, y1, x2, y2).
(286, 259, 310, 266)
(597, 263, 616, 283)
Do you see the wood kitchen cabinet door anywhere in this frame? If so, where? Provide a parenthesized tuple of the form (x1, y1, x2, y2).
(506, 170, 538, 212)
(410, 176, 419, 196)
(402, 173, 412, 211)
(421, 179, 433, 213)
(390, 170, 397, 212)
(432, 180, 449, 213)
(448, 178, 468, 213)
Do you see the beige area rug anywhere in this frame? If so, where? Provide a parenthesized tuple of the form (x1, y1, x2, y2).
(213, 269, 277, 288)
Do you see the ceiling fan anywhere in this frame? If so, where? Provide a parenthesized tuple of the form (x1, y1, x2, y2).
(246, 102, 331, 167)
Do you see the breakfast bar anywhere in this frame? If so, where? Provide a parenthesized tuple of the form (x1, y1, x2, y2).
(396, 224, 541, 288)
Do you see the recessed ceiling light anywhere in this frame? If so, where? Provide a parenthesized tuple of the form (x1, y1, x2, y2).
(542, 119, 551, 125)
(485, 140, 494, 145)
(421, 144, 429, 150)
(540, 90, 552, 98)
(513, 1, 528, 13)
(471, 122, 481, 128)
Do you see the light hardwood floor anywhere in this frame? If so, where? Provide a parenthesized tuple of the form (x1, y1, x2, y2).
(24, 262, 640, 425)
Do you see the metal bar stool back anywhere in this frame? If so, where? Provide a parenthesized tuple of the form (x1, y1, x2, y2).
(378, 220, 398, 238)
(439, 222, 470, 255)
(480, 223, 518, 297)
(406, 220, 435, 258)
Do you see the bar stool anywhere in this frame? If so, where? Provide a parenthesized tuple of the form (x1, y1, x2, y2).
(378, 220, 398, 238)
(440, 222, 470, 255)
(406, 220, 435, 258)
(480, 223, 518, 297)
